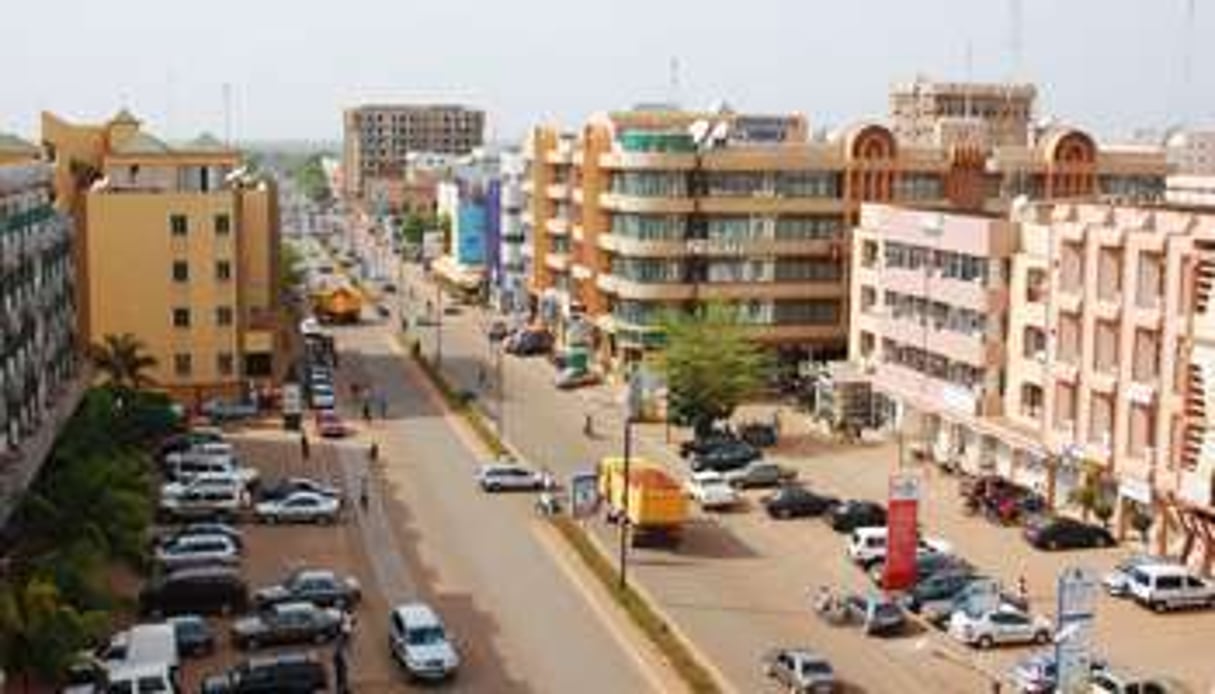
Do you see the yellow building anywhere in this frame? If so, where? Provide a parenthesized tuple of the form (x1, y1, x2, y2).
(42, 110, 281, 402)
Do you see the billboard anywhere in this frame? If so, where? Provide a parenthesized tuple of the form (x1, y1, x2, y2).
(456, 201, 487, 265)
(569, 471, 600, 519)
(882, 472, 921, 591)
(1055, 566, 1098, 694)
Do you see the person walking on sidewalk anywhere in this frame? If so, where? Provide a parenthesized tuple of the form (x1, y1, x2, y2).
(299, 432, 310, 461)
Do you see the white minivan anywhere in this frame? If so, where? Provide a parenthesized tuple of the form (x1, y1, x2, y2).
(847, 527, 953, 569)
(1127, 563, 1215, 612)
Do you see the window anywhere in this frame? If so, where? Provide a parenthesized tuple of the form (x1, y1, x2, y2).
(172, 261, 189, 282)
(217, 352, 234, 376)
(172, 308, 191, 328)
(1129, 404, 1156, 458)
(1089, 393, 1114, 447)
(216, 306, 234, 326)
(173, 353, 192, 376)
(216, 260, 232, 281)
(214, 213, 231, 235)
(170, 214, 188, 236)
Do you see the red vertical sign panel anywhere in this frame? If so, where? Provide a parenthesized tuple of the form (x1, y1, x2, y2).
(883, 472, 921, 592)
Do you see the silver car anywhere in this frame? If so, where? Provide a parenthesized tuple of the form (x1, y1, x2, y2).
(476, 463, 546, 492)
(763, 648, 835, 693)
(155, 534, 240, 570)
(254, 491, 341, 524)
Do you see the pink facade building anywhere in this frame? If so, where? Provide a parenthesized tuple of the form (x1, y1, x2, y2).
(849, 201, 1215, 571)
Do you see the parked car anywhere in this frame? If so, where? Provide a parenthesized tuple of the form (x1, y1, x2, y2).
(255, 491, 341, 524)
(155, 534, 241, 570)
(923, 580, 1029, 628)
(158, 484, 244, 522)
(231, 602, 343, 650)
(828, 500, 887, 533)
(1103, 554, 1173, 597)
(1010, 650, 1108, 694)
(869, 550, 972, 586)
(163, 441, 236, 468)
(310, 384, 336, 409)
(257, 477, 342, 504)
(690, 441, 761, 472)
(477, 462, 547, 492)
(948, 606, 1052, 649)
(761, 648, 835, 693)
(679, 430, 740, 459)
(684, 470, 741, 511)
(201, 652, 328, 693)
(842, 593, 908, 636)
(201, 398, 259, 422)
(316, 410, 351, 438)
(139, 566, 249, 617)
(161, 473, 250, 501)
(253, 569, 362, 610)
(763, 486, 838, 519)
(1126, 563, 1215, 612)
(722, 461, 796, 489)
(900, 569, 981, 614)
(554, 368, 601, 390)
(505, 330, 552, 356)
(1090, 669, 1182, 693)
(156, 522, 244, 551)
(1023, 516, 1115, 551)
(847, 527, 954, 569)
(168, 614, 216, 657)
(158, 429, 224, 460)
(389, 602, 460, 681)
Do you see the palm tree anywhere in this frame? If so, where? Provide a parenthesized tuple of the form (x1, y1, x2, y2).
(0, 576, 105, 692)
(89, 333, 158, 390)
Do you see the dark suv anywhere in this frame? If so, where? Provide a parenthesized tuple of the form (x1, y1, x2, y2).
(139, 566, 249, 617)
(201, 652, 328, 693)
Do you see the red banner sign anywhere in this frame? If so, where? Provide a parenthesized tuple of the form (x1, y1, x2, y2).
(883, 472, 921, 592)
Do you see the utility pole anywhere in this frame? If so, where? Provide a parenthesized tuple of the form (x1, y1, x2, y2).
(618, 373, 640, 590)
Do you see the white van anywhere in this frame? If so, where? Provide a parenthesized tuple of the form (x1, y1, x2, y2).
(105, 661, 178, 693)
(164, 442, 235, 466)
(167, 457, 258, 489)
(1127, 563, 1215, 612)
(847, 527, 953, 568)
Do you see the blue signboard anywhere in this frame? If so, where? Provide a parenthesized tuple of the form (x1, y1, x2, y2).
(456, 202, 487, 265)
(1055, 566, 1098, 694)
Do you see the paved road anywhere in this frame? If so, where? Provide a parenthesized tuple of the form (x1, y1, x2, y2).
(327, 319, 662, 693)
(396, 263, 991, 693)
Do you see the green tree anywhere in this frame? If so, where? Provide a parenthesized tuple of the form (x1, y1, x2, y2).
(280, 240, 306, 293)
(292, 154, 333, 205)
(656, 303, 770, 436)
(88, 333, 158, 390)
(400, 212, 429, 245)
(0, 576, 105, 691)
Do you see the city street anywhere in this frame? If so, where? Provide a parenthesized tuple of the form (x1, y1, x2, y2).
(394, 261, 1215, 693)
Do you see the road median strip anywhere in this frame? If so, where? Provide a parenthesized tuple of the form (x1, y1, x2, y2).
(404, 333, 722, 694)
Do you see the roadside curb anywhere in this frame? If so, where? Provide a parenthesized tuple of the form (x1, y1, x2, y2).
(401, 331, 733, 694)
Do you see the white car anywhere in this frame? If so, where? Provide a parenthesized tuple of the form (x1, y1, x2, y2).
(477, 463, 547, 492)
(255, 491, 341, 524)
(389, 602, 460, 681)
(948, 606, 1051, 649)
(310, 385, 336, 409)
(684, 470, 741, 511)
(1126, 563, 1215, 612)
(155, 534, 240, 570)
(161, 472, 249, 500)
(847, 527, 954, 568)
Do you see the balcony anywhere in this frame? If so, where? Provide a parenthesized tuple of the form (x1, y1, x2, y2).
(870, 360, 984, 417)
(598, 233, 686, 257)
(598, 151, 698, 171)
(544, 252, 571, 273)
(546, 183, 570, 200)
(595, 273, 695, 300)
(598, 193, 694, 214)
(696, 196, 844, 216)
(698, 281, 844, 301)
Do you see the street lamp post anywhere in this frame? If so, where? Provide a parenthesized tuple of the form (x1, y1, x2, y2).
(618, 413, 633, 591)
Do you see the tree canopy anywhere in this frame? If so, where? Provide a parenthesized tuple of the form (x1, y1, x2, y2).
(656, 303, 770, 435)
(89, 333, 158, 390)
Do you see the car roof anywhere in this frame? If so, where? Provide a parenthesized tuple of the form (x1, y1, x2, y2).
(781, 648, 829, 663)
(295, 569, 336, 581)
(165, 565, 241, 581)
(392, 602, 443, 627)
(1133, 562, 1192, 577)
(274, 601, 317, 614)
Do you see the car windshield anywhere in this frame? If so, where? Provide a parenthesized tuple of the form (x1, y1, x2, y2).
(405, 625, 447, 646)
(801, 659, 832, 675)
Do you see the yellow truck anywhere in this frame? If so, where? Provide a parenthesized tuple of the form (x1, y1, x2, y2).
(598, 456, 687, 548)
(311, 285, 363, 324)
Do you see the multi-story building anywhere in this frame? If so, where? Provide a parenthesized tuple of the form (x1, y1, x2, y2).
(0, 134, 81, 524)
(342, 104, 485, 200)
(1166, 128, 1215, 175)
(525, 100, 1167, 374)
(42, 110, 281, 403)
(497, 149, 528, 313)
(890, 78, 1036, 147)
(849, 200, 1215, 571)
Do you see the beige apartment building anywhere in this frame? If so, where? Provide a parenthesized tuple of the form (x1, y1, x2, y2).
(850, 201, 1215, 571)
(342, 104, 485, 200)
(42, 110, 281, 403)
(525, 97, 1167, 374)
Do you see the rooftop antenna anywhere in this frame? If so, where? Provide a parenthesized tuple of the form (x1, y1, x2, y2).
(1008, 0, 1023, 79)
(222, 82, 233, 146)
(668, 56, 681, 108)
(1183, 0, 1196, 124)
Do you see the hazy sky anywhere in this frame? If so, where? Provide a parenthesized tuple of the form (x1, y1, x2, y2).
(1, 0, 1209, 143)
